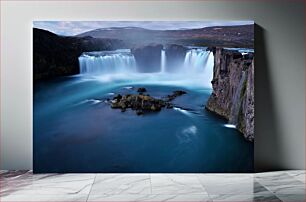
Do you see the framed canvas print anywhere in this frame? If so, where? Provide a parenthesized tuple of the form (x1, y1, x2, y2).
(33, 21, 254, 173)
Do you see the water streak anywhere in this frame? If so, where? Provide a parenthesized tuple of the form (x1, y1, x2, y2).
(161, 49, 166, 73)
(229, 71, 246, 126)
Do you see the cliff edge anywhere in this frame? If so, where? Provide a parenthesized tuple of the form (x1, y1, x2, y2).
(205, 48, 254, 141)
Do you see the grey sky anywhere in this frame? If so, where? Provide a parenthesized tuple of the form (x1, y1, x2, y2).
(33, 21, 254, 36)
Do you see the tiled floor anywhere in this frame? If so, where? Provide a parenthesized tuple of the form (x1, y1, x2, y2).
(0, 170, 305, 201)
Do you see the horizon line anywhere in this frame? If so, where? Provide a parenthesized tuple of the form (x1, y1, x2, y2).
(33, 21, 254, 36)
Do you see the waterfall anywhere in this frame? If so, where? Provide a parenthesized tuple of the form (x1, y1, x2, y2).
(161, 49, 166, 73)
(183, 49, 211, 72)
(78, 47, 214, 88)
(183, 49, 214, 87)
(229, 71, 246, 126)
(78, 49, 137, 74)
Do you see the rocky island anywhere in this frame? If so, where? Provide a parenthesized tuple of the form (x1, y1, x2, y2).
(109, 88, 187, 115)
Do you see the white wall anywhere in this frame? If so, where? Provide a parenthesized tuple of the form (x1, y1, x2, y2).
(1, 0, 305, 171)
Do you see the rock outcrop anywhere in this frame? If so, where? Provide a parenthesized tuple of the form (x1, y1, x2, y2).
(33, 28, 124, 81)
(111, 94, 168, 115)
(164, 44, 187, 72)
(205, 48, 254, 141)
(132, 44, 163, 73)
(109, 88, 187, 115)
(165, 90, 187, 101)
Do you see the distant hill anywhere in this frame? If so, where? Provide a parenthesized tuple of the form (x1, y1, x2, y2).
(33, 24, 254, 81)
(77, 25, 254, 48)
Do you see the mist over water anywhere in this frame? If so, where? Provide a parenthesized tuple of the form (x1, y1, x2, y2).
(78, 47, 214, 89)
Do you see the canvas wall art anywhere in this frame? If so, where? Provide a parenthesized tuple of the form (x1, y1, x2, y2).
(33, 21, 254, 173)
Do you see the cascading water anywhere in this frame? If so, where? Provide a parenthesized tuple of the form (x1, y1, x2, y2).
(229, 71, 246, 126)
(183, 49, 214, 87)
(160, 49, 166, 73)
(78, 49, 137, 74)
(183, 49, 212, 72)
(78, 47, 214, 88)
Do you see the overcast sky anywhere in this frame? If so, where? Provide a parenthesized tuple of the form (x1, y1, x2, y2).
(33, 21, 254, 36)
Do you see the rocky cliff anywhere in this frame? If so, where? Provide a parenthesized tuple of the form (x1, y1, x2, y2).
(132, 44, 163, 72)
(33, 28, 124, 81)
(164, 44, 187, 72)
(205, 48, 254, 141)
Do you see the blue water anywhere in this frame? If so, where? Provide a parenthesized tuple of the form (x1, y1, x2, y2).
(34, 75, 253, 173)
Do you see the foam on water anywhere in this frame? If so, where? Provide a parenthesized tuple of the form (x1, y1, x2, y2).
(173, 107, 193, 117)
(74, 99, 102, 106)
(224, 124, 237, 129)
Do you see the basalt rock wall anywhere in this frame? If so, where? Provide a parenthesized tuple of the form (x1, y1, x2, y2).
(205, 48, 254, 141)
